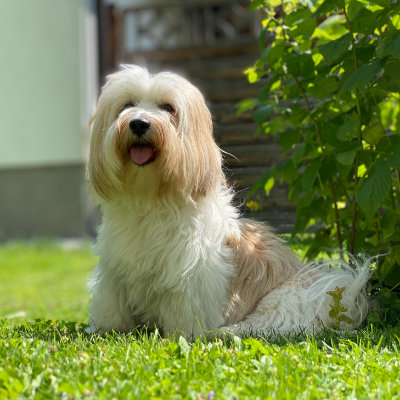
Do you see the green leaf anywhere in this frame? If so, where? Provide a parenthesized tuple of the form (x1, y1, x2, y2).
(336, 149, 357, 166)
(266, 42, 286, 72)
(292, 17, 317, 39)
(245, 67, 261, 83)
(291, 143, 307, 166)
(337, 117, 360, 141)
(294, 200, 314, 233)
(259, 76, 281, 100)
(314, 0, 345, 17)
(250, 0, 268, 9)
(254, 105, 274, 124)
(318, 33, 352, 65)
(236, 98, 260, 115)
(279, 129, 302, 153)
(346, 0, 365, 20)
(286, 7, 311, 27)
(279, 160, 298, 183)
(363, 121, 384, 145)
(260, 47, 271, 62)
(283, 52, 315, 78)
(368, 0, 391, 7)
(288, 104, 308, 125)
(379, 250, 400, 286)
(357, 159, 392, 219)
(248, 168, 275, 197)
(282, 81, 302, 99)
(307, 76, 339, 98)
(340, 60, 382, 92)
(259, 27, 268, 49)
(321, 118, 346, 146)
(265, 116, 290, 134)
(377, 132, 400, 155)
(386, 34, 400, 58)
(319, 155, 337, 181)
(264, 176, 275, 196)
(376, 30, 400, 58)
(286, 8, 316, 38)
(383, 60, 400, 85)
(386, 33, 400, 58)
(301, 158, 322, 191)
(350, 8, 377, 34)
(385, 154, 400, 169)
(289, 179, 305, 203)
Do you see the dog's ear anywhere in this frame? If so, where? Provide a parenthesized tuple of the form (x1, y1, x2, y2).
(87, 105, 119, 202)
(155, 75, 224, 200)
(181, 87, 224, 198)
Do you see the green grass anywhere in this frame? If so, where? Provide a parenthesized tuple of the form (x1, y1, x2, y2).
(0, 240, 95, 322)
(1, 241, 400, 399)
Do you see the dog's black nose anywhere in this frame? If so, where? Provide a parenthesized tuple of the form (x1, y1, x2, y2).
(129, 118, 150, 137)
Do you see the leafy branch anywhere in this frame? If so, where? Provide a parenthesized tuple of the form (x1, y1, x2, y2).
(327, 286, 353, 330)
(243, 0, 400, 324)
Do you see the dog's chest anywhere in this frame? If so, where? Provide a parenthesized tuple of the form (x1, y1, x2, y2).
(97, 204, 236, 333)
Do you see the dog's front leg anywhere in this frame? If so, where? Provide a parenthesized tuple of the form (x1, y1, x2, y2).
(87, 270, 135, 334)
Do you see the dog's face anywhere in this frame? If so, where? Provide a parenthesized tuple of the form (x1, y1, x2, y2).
(88, 65, 223, 204)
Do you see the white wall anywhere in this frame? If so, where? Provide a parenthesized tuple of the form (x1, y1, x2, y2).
(0, 0, 93, 169)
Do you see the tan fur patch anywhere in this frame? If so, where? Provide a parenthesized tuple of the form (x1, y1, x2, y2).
(223, 220, 302, 324)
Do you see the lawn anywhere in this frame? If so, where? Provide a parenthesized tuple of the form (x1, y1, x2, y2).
(1, 241, 399, 399)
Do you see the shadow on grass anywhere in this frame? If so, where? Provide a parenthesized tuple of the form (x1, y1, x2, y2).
(1, 318, 162, 344)
(1, 319, 89, 342)
(2, 318, 400, 351)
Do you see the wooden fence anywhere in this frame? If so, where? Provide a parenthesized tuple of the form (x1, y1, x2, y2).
(97, 0, 295, 232)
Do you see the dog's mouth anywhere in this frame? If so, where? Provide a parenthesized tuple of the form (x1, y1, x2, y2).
(129, 143, 156, 166)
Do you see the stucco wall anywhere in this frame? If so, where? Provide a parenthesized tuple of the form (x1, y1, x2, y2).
(0, 0, 83, 168)
(0, 0, 98, 239)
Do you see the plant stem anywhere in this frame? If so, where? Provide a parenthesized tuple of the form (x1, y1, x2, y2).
(293, 76, 344, 255)
(282, 0, 344, 254)
(344, 5, 362, 256)
(280, 0, 288, 42)
(350, 152, 360, 255)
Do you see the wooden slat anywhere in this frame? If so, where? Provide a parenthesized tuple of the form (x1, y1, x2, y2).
(126, 42, 260, 63)
(244, 211, 296, 234)
(122, 0, 246, 13)
(231, 184, 293, 205)
(189, 67, 247, 79)
(211, 103, 254, 123)
(172, 54, 259, 76)
(200, 77, 262, 94)
(208, 88, 261, 102)
(139, 53, 259, 79)
(223, 143, 282, 166)
(214, 123, 268, 145)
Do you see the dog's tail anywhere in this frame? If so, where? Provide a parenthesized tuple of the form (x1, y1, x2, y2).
(296, 255, 373, 330)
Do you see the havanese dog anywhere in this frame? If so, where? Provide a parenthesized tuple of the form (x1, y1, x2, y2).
(87, 65, 370, 337)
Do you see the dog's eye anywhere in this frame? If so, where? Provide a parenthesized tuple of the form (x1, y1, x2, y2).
(160, 104, 175, 113)
(122, 102, 134, 110)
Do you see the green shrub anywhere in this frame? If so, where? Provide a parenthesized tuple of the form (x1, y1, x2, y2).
(241, 0, 400, 323)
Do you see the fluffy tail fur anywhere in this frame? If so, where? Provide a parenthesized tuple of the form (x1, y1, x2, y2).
(296, 255, 373, 330)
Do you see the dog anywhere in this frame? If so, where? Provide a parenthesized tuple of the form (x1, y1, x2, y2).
(86, 65, 370, 337)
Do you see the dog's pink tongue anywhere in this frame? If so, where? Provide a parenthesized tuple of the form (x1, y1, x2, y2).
(130, 144, 155, 165)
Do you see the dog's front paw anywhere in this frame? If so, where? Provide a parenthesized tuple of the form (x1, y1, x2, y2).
(207, 324, 241, 340)
(84, 321, 99, 334)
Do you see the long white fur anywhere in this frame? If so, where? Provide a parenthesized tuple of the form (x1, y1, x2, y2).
(87, 65, 370, 337)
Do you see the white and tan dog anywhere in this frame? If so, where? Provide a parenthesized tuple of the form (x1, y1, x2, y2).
(87, 65, 370, 337)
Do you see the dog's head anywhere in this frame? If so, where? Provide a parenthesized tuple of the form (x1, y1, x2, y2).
(88, 65, 223, 204)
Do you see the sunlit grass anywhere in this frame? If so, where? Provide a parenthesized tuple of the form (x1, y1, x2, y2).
(1, 240, 399, 399)
(0, 240, 96, 323)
